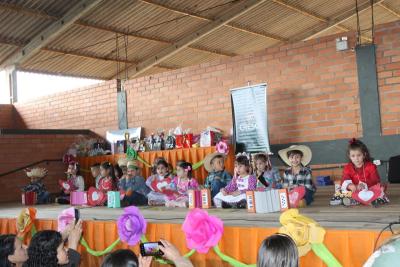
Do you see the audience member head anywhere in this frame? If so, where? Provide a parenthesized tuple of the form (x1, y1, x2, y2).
(101, 249, 138, 267)
(25, 230, 68, 267)
(257, 234, 298, 267)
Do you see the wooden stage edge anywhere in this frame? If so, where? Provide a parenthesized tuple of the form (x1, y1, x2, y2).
(2, 185, 400, 230)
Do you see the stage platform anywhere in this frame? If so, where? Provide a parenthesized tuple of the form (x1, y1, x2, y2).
(2, 185, 400, 230)
(1, 185, 399, 267)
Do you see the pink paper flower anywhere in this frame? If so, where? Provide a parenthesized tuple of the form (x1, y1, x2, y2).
(117, 206, 147, 246)
(216, 140, 229, 155)
(182, 208, 223, 253)
(57, 207, 75, 232)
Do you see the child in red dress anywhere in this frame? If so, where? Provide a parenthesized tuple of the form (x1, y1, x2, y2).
(340, 138, 388, 206)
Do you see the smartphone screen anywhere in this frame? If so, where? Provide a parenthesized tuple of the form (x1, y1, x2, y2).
(74, 208, 80, 223)
(140, 242, 163, 256)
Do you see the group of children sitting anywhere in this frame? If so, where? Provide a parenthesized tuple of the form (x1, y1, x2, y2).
(22, 138, 389, 208)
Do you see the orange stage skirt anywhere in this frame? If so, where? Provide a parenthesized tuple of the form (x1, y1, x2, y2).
(0, 218, 390, 267)
(77, 147, 235, 187)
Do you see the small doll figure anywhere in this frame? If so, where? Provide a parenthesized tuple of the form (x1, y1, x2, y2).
(23, 168, 50, 204)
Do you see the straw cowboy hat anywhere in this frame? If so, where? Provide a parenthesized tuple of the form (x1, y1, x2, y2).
(203, 152, 226, 172)
(127, 160, 141, 169)
(26, 168, 48, 178)
(117, 157, 128, 167)
(278, 145, 312, 166)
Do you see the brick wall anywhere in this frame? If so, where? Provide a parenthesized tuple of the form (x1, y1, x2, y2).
(0, 134, 84, 203)
(10, 21, 400, 143)
(376, 20, 400, 135)
(124, 33, 363, 144)
(13, 80, 118, 136)
(0, 104, 25, 129)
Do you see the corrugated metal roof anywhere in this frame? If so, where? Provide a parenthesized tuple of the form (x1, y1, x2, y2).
(146, 0, 237, 19)
(0, 0, 398, 80)
(161, 47, 224, 68)
(284, 0, 356, 19)
(0, 8, 52, 42)
(193, 26, 280, 55)
(231, 1, 322, 39)
(83, 0, 208, 42)
(20, 50, 117, 79)
(0, 43, 18, 63)
(2, 0, 82, 16)
(341, 4, 400, 40)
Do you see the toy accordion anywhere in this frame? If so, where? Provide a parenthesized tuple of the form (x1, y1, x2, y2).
(22, 191, 37, 205)
(246, 189, 289, 213)
(70, 191, 88, 206)
(107, 191, 121, 208)
(188, 189, 211, 209)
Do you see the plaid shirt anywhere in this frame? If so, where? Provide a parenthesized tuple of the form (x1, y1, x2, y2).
(283, 167, 315, 191)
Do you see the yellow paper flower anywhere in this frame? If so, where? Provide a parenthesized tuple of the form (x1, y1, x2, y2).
(16, 207, 37, 238)
(279, 209, 325, 256)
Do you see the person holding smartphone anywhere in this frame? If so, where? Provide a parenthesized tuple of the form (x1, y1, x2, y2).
(102, 239, 193, 267)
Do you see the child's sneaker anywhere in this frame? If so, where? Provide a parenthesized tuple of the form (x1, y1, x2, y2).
(371, 198, 388, 207)
(330, 195, 342, 206)
(343, 197, 359, 206)
(236, 199, 247, 209)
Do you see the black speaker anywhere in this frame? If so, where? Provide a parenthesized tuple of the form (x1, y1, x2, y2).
(388, 155, 400, 183)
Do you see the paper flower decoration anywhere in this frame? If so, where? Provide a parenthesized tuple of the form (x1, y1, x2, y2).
(279, 209, 325, 256)
(216, 140, 229, 155)
(58, 207, 75, 232)
(182, 208, 224, 253)
(117, 206, 147, 246)
(16, 207, 36, 237)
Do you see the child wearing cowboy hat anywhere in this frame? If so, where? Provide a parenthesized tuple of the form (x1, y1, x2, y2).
(22, 167, 50, 204)
(278, 145, 316, 207)
(203, 152, 232, 201)
(118, 160, 150, 206)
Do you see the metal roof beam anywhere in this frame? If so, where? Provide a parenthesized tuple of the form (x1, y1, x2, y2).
(378, 2, 400, 18)
(139, 0, 287, 42)
(272, 0, 375, 42)
(113, 0, 268, 79)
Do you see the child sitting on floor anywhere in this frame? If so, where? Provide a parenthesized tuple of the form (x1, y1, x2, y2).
(22, 167, 50, 204)
(334, 138, 388, 206)
(166, 161, 199, 208)
(279, 145, 316, 207)
(146, 159, 176, 206)
(253, 152, 282, 190)
(118, 160, 150, 206)
(214, 153, 257, 209)
(203, 152, 232, 200)
(90, 163, 101, 189)
(98, 162, 117, 193)
(57, 162, 85, 204)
